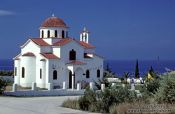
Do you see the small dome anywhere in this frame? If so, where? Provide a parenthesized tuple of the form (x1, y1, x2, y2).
(41, 16, 67, 28)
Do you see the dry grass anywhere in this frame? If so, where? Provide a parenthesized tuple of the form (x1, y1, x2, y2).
(5, 86, 12, 91)
(62, 99, 80, 110)
(109, 102, 175, 114)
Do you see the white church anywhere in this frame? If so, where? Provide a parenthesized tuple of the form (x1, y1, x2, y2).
(13, 15, 104, 89)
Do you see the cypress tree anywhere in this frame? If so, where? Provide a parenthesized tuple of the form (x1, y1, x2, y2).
(135, 59, 140, 78)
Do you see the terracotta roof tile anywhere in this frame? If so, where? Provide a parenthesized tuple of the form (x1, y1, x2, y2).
(22, 52, 35, 56)
(53, 38, 72, 46)
(31, 38, 50, 46)
(67, 60, 86, 65)
(79, 41, 95, 49)
(41, 16, 67, 28)
(40, 53, 59, 59)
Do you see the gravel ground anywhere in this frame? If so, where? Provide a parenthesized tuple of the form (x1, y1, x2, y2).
(0, 96, 100, 114)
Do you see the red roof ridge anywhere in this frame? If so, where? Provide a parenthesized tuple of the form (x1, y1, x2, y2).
(31, 38, 50, 46)
(53, 38, 73, 46)
(40, 53, 59, 59)
(41, 16, 68, 28)
(22, 52, 35, 56)
(78, 41, 95, 49)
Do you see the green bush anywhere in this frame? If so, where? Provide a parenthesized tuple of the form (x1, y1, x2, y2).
(62, 85, 137, 113)
(154, 74, 175, 103)
(0, 78, 7, 94)
(79, 88, 96, 111)
(79, 86, 137, 113)
(146, 79, 160, 94)
(0, 70, 14, 76)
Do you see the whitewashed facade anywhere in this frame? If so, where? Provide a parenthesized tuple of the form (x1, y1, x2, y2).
(13, 16, 104, 89)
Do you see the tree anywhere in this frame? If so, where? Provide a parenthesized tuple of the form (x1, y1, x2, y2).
(105, 63, 113, 73)
(104, 63, 116, 78)
(135, 59, 140, 79)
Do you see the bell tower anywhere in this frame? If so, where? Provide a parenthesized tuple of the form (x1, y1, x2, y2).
(80, 27, 89, 43)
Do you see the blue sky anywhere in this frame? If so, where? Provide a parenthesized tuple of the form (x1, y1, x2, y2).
(0, 0, 175, 60)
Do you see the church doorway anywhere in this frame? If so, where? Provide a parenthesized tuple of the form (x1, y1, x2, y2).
(69, 71, 75, 88)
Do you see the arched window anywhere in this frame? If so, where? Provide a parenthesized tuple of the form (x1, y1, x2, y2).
(84, 34, 87, 39)
(55, 30, 57, 37)
(47, 30, 50, 38)
(40, 69, 42, 79)
(69, 71, 72, 88)
(69, 49, 76, 60)
(53, 70, 57, 80)
(41, 30, 44, 38)
(62, 30, 65, 38)
(14, 67, 17, 76)
(22, 67, 25, 78)
(97, 69, 100, 78)
(86, 70, 90, 78)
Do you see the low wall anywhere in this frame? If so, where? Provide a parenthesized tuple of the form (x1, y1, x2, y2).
(0, 76, 14, 82)
(4, 89, 85, 97)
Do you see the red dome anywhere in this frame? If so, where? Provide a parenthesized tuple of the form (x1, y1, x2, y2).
(41, 16, 67, 28)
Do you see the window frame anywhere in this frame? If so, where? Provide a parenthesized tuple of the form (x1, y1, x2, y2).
(47, 30, 50, 38)
(40, 68, 42, 79)
(53, 70, 57, 80)
(86, 70, 90, 78)
(97, 69, 100, 78)
(22, 67, 25, 78)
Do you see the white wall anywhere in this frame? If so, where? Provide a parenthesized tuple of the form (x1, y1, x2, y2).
(52, 47, 61, 58)
(60, 41, 84, 62)
(40, 46, 52, 53)
(40, 27, 68, 38)
(21, 41, 40, 55)
(46, 59, 67, 88)
(14, 60, 20, 84)
(35, 60, 46, 88)
(20, 56, 36, 87)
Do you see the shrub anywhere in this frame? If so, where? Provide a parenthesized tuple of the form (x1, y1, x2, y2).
(94, 78, 110, 90)
(81, 80, 89, 89)
(154, 74, 175, 103)
(96, 86, 137, 112)
(145, 79, 160, 94)
(62, 99, 80, 110)
(79, 88, 96, 111)
(0, 78, 7, 94)
(62, 85, 137, 113)
(0, 70, 14, 76)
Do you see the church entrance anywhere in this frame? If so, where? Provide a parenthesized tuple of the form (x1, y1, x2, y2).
(69, 71, 75, 88)
(69, 71, 72, 88)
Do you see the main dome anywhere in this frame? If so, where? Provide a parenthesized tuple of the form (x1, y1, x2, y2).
(41, 16, 67, 28)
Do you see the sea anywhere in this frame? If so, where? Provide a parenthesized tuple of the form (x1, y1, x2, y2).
(1, 59, 175, 77)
